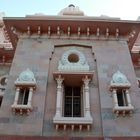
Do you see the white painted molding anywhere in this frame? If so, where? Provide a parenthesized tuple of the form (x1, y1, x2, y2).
(58, 49, 89, 71)
(15, 69, 36, 86)
(110, 71, 131, 88)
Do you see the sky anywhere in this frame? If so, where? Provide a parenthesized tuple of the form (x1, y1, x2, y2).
(0, 0, 140, 20)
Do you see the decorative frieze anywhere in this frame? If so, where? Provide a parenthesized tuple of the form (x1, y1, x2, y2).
(27, 26, 31, 35)
(78, 27, 80, 37)
(116, 28, 119, 40)
(48, 26, 51, 36)
(10, 25, 125, 41)
(87, 27, 90, 37)
(67, 26, 70, 37)
(96, 28, 100, 39)
(37, 26, 41, 35)
(106, 28, 109, 39)
(57, 26, 60, 36)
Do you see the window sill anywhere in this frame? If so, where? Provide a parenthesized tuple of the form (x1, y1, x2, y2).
(53, 116, 93, 131)
(110, 82, 131, 89)
(11, 104, 32, 115)
(14, 81, 36, 87)
(53, 116, 93, 124)
(113, 106, 134, 116)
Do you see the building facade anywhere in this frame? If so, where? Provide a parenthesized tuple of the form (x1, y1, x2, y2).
(0, 5, 140, 139)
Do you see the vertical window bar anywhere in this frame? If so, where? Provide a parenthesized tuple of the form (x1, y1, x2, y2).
(72, 87, 73, 117)
(64, 86, 81, 117)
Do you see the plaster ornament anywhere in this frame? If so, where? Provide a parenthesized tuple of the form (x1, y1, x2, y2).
(112, 71, 128, 84)
(58, 49, 89, 71)
(19, 69, 35, 81)
(15, 69, 36, 86)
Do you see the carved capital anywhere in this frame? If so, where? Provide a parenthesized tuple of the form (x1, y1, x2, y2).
(82, 76, 90, 86)
(56, 75, 64, 86)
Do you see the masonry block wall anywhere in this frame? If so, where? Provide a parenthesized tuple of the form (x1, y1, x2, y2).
(0, 37, 53, 135)
(94, 41, 140, 136)
(0, 37, 139, 137)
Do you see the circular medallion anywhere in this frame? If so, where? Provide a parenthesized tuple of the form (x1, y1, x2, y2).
(61, 49, 86, 65)
(19, 69, 34, 81)
(112, 71, 127, 83)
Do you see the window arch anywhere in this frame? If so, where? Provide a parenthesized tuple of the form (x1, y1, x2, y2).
(0, 75, 8, 87)
(53, 48, 93, 131)
(11, 69, 36, 115)
(109, 71, 134, 117)
(0, 75, 8, 107)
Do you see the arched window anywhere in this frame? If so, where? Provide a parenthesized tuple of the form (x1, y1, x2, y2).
(109, 71, 134, 117)
(11, 69, 36, 115)
(0, 75, 8, 106)
(53, 49, 93, 131)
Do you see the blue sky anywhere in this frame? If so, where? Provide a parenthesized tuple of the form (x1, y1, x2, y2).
(0, 0, 140, 20)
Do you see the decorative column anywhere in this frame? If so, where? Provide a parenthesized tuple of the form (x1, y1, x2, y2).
(13, 87, 20, 106)
(11, 87, 20, 113)
(112, 89, 118, 108)
(82, 85, 86, 116)
(26, 87, 34, 115)
(83, 76, 92, 119)
(54, 75, 64, 118)
(27, 87, 33, 107)
(125, 89, 132, 107)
